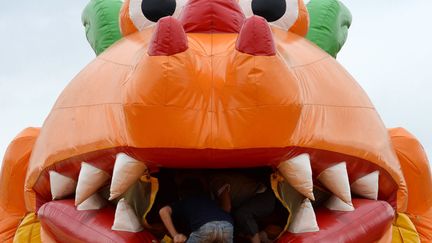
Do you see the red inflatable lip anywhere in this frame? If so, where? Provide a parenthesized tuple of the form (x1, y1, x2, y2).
(38, 198, 394, 242)
(38, 199, 157, 243)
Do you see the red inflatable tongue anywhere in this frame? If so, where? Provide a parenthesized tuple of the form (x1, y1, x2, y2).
(178, 0, 245, 33)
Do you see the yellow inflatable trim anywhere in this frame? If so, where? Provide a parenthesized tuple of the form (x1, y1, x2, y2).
(13, 213, 41, 243)
(392, 213, 420, 243)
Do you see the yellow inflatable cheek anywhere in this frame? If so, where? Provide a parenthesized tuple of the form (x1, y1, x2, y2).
(13, 213, 41, 243)
(392, 213, 420, 243)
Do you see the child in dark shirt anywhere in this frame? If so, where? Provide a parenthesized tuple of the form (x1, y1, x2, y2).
(159, 177, 234, 243)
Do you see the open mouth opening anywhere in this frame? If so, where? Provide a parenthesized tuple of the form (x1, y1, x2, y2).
(35, 148, 397, 242)
(144, 168, 287, 241)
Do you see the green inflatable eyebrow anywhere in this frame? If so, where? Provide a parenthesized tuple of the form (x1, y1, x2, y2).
(82, 0, 123, 55)
(306, 0, 352, 58)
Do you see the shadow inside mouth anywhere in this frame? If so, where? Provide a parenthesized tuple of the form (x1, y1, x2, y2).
(38, 167, 395, 242)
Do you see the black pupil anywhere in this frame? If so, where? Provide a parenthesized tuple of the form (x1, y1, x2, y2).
(252, 0, 287, 22)
(141, 0, 177, 22)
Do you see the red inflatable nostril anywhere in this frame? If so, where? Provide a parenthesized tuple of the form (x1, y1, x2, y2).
(148, 16, 188, 56)
(236, 16, 276, 56)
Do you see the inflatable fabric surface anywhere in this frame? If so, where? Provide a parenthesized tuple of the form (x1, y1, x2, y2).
(0, 128, 40, 242)
(38, 199, 158, 243)
(13, 213, 41, 243)
(278, 199, 395, 242)
(392, 213, 420, 243)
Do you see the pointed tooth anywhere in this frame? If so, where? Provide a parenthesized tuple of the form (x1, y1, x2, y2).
(77, 193, 107, 211)
(112, 198, 144, 232)
(288, 199, 319, 233)
(75, 162, 111, 206)
(351, 171, 380, 200)
(317, 162, 352, 204)
(49, 171, 77, 200)
(325, 195, 355, 211)
(278, 153, 315, 201)
(109, 153, 147, 200)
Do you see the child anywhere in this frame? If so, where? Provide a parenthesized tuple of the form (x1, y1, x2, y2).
(159, 177, 234, 243)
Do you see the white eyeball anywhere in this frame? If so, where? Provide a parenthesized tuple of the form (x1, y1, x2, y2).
(129, 0, 186, 31)
(239, 0, 301, 31)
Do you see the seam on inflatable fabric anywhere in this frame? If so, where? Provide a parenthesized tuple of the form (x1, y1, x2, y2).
(53, 103, 123, 110)
(53, 103, 375, 111)
(395, 151, 422, 174)
(118, 44, 150, 146)
(291, 56, 329, 69)
(163, 55, 170, 106)
(126, 103, 374, 110)
(97, 57, 133, 67)
(210, 24, 215, 150)
(302, 104, 374, 109)
(392, 135, 413, 140)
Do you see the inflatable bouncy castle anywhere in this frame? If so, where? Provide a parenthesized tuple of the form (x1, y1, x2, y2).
(1, 0, 432, 242)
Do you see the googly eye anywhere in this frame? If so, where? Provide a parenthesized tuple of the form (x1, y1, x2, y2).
(239, 0, 288, 22)
(141, 0, 176, 22)
(127, 0, 184, 32)
(270, 0, 300, 30)
(239, 0, 308, 33)
(252, 0, 287, 22)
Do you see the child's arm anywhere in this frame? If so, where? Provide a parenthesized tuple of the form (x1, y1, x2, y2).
(217, 185, 232, 213)
(159, 206, 187, 243)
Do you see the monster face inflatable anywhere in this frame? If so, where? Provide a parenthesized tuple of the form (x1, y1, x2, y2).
(1, 0, 431, 242)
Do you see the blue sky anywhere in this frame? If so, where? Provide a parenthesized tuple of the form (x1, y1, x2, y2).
(0, 0, 431, 164)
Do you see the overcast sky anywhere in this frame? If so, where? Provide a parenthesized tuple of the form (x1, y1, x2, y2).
(0, 1, 431, 166)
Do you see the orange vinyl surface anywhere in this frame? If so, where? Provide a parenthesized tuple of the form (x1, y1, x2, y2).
(0, 128, 40, 241)
(3, 0, 432, 242)
(390, 128, 432, 242)
(24, 27, 405, 211)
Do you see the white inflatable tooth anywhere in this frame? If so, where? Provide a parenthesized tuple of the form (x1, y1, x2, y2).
(110, 153, 147, 200)
(288, 199, 319, 233)
(278, 153, 315, 201)
(317, 162, 352, 204)
(112, 198, 144, 232)
(49, 171, 77, 200)
(77, 193, 107, 211)
(351, 171, 380, 200)
(325, 195, 355, 211)
(75, 162, 111, 206)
